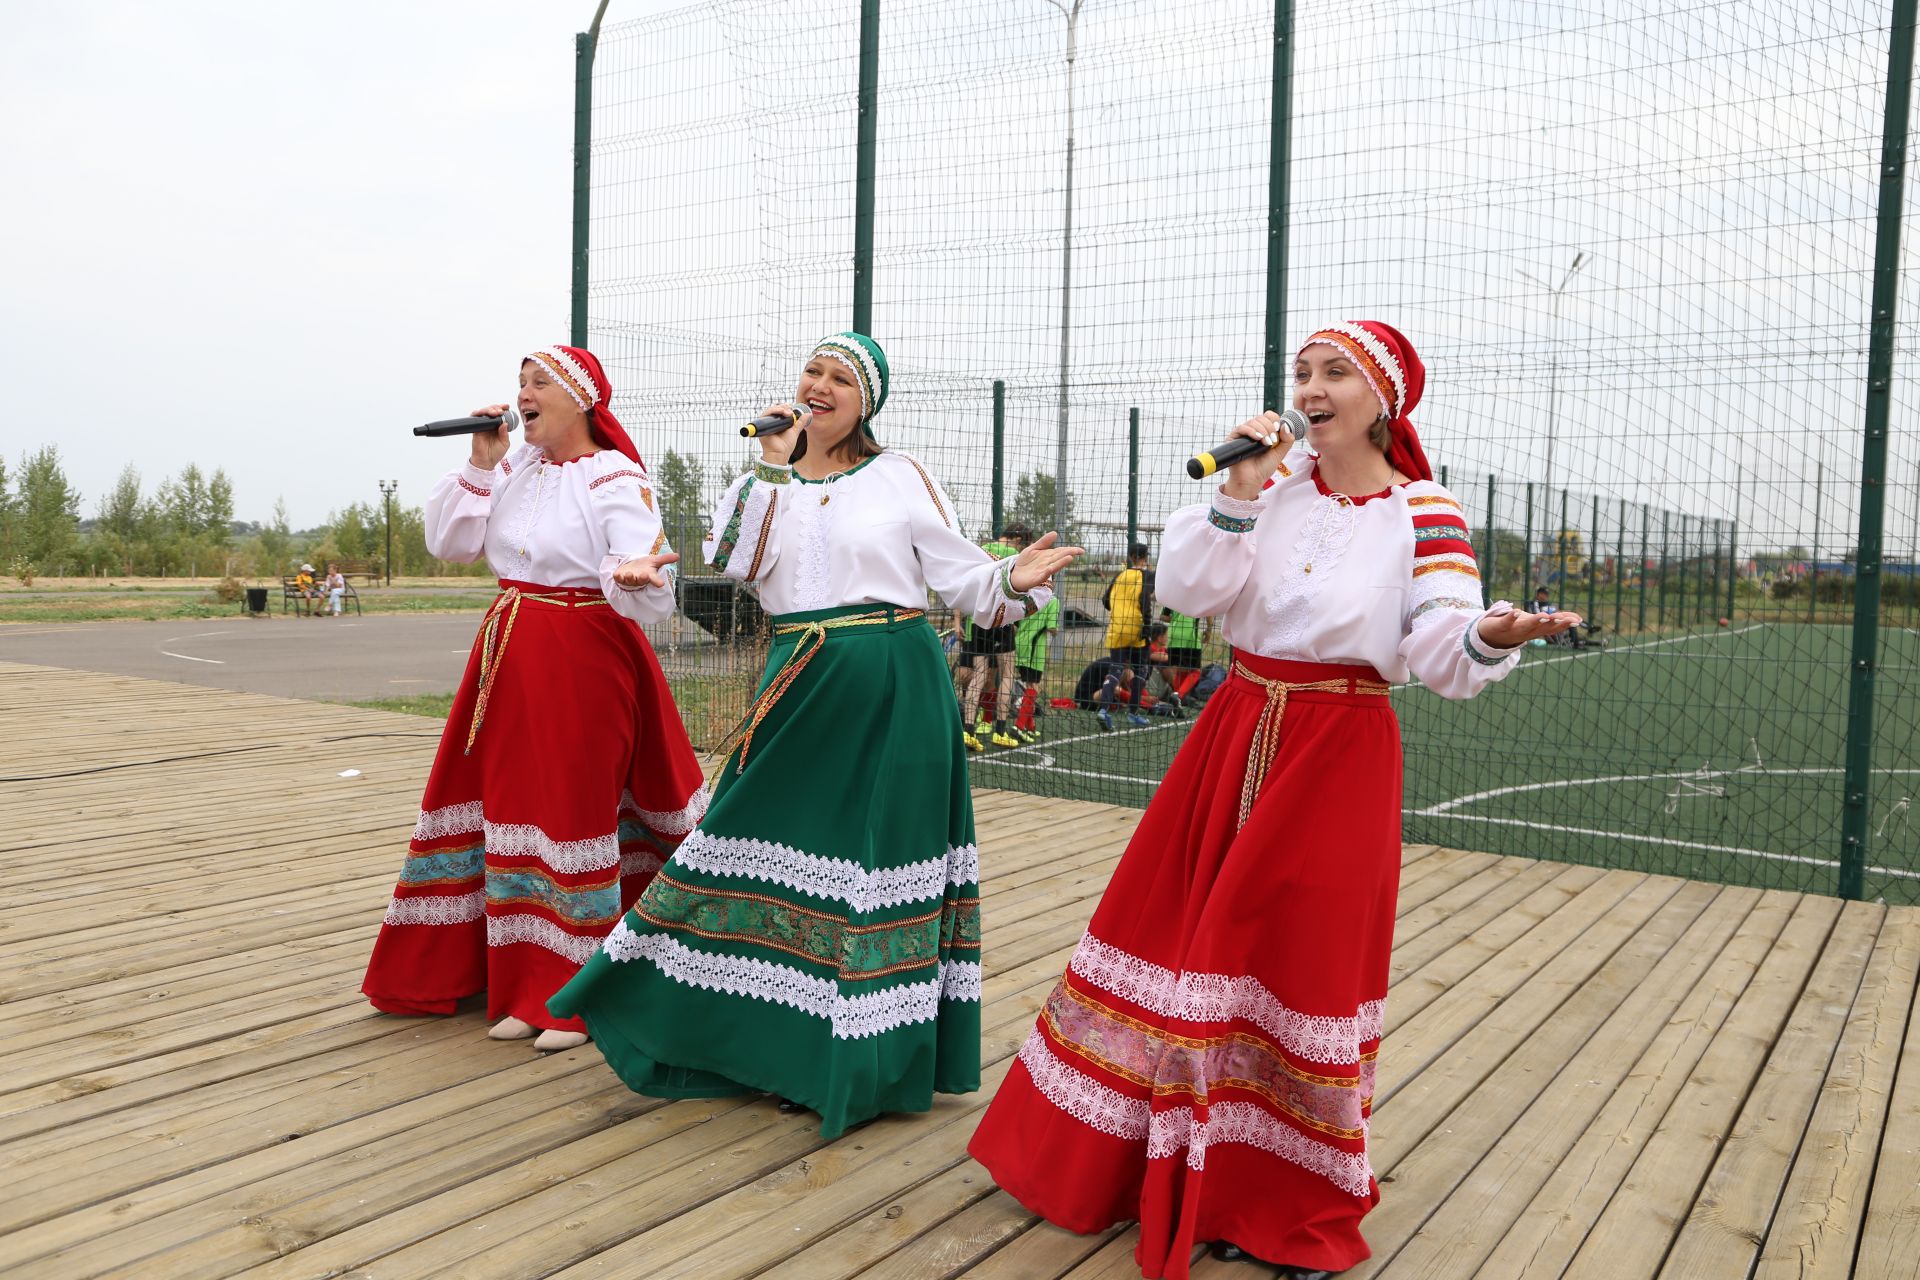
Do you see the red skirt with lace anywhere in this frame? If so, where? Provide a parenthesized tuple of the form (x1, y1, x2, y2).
(361, 581, 709, 1033)
(968, 652, 1401, 1278)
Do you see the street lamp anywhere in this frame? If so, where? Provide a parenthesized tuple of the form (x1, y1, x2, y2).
(1518, 251, 1589, 592)
(378, 480, 397, 587)
(1041, 0, 1086, 547)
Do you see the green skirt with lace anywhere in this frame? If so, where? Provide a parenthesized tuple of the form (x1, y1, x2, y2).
(548, 602, 981, 1137)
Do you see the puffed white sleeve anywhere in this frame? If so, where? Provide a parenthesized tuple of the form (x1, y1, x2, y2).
(703, 461, 788, 584)
(424, 460, 503, 563)
(899, 455, 1053, 628)
(591, 463, 677, 626)
(1157, 489, 1266, 618)
(1398, 492, 1524, 698)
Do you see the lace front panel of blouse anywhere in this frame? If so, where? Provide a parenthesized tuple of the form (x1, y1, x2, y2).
(1261, 491, 1362, 658)
(789, 487, 836, 611)
(498, 454, 552, 580)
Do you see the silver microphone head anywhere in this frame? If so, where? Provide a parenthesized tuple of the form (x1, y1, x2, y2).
(1276, 407, 1311, 443)
(501, 407, 523, 432)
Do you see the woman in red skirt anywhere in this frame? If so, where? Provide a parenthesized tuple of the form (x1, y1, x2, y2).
(361, 346, 708, 1053)
(968, 322, 1581, 1278)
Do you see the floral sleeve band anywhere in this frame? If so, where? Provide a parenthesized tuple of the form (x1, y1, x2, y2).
(1208, 507, 1258, 534)
(752, 459, 792, 485)
(1461, 621, 1513, 666)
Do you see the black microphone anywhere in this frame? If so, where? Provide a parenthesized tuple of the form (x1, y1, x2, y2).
(414, 408, 523, 437)
(1186, 408, 1311, 479)
(740, 406, 807, 438)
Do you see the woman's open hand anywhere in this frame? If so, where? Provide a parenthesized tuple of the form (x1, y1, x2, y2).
(611, 551, 681, 591)
(1476, 603, 1582, 648)
(1009, 531, 1085, 594)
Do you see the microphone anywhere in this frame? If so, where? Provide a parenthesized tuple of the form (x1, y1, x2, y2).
(740, 406, 806, 438)
(1186, 408, 1311, 479)
(414, 408, 523, 438)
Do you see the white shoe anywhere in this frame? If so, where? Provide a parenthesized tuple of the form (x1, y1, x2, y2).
(487, 1016, 538, 1040)
(533, 1029, 590, 1052)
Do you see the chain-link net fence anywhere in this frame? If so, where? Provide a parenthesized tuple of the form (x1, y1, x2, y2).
(586, 0, 1920, 904)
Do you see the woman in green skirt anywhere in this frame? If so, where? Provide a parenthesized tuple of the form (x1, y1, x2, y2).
(549, 332, 1083, 1136)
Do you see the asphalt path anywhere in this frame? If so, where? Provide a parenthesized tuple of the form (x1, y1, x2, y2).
(0, 614, 487, 700)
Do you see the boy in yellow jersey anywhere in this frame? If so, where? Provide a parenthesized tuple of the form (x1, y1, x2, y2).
(1097, 542, 1154, 729)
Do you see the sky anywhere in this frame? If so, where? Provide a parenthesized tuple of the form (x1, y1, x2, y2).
(4, 0, 1910, 555)
(0, 0, 676, 529)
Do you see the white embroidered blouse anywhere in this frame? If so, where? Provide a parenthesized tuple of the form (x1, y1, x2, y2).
(1159, 446, 1523, 698)
(424, 444, 676, 626)
(703, 452, 1052, 626)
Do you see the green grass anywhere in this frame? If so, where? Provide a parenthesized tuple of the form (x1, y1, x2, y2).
(0, 592, 499, 624)
(942, 622, 1920, 905)
(348, 693, 458, 720)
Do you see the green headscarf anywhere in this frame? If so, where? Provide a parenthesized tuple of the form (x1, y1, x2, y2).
(810, 331, 890, 437)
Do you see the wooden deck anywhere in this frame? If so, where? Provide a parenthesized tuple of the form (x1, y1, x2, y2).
(1, 657, 1917, 1280)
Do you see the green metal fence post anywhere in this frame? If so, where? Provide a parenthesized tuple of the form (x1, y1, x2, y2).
(1439, 464, 1449, 490)
(1482, 473, 1496, 607)
(1658, 509, 1671, 628)
(1812, 462, 1824, 624)
(1556, 488, 1569, 601)
(1638, 504, 1650, 632)
(1839, 0, 1916, 900)
(1262, 0, 1295, 412)
(1588, 492, 1599, 622)
(1710, 519, 1725, 623)
(992, 380, 1006, 535)
(852, 0, 879, 332)
(1523, 483, 1535, 605)
(1127, 407, 1140, 548)
(1726, 517, 1739, 622)
(1615, 497, 1627, 634)
(569, 0, 612, 347)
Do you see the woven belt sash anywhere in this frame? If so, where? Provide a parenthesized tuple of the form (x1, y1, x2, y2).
(1230, 660, 1390, 829)
(465, 584, 609, 754)
(717, 608, 926, 774)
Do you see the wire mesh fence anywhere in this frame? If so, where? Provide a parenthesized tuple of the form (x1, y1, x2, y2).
(587, 0, 1920, 903)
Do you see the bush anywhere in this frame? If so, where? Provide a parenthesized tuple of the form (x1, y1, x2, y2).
(213, 575, 245, 603)
(10, 557, 33, 587)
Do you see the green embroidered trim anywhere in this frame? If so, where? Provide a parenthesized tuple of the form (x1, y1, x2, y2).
(1462, 623, 1510, 666)
(709, 477, 757, 572)
(793, 454, 880, 484)
(634, 873, 981, 981)
(1209, 507, 1257, 534)
(753, 459, 792, 485)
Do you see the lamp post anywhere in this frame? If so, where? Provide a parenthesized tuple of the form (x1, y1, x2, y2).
(1041, 0, 1086, 546)
(378, 480, 397, 587)
(1518, 251, 1588, 591)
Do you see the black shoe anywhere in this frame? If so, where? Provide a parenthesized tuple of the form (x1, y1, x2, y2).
(1207, 1242, 1335, 1279)
(773, 1096, 808, 1114)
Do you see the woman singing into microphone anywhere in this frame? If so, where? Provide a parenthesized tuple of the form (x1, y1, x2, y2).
(361, 346, 708, 1053)
(550, 332, 1083, 1136)
(968, 322, 1579, 1279)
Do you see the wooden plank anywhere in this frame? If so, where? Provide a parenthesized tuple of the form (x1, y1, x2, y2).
(1856, 907, 1920, 1278)
(1477, 891, 1835, 1280)
(1649, 899, 1886, 1279)
(1755, 910, 1920, 1278)
(1353, 882, 1758, 1279)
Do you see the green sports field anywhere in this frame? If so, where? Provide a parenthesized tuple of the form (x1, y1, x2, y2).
(966, 622, 1920, 906)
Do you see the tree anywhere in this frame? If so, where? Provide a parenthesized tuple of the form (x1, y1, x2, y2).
(98, 465, 143, 540)
(17, 446, 82, 569)
(654, 449, 708, 564)
(1008, 471, 1081, 546)
(206, 470, 235, 542)
(0, 454, 14, 560)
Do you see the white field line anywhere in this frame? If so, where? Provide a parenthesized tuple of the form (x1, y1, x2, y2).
(1407, 810, 1920, 883)
(159, 650, 225, 665)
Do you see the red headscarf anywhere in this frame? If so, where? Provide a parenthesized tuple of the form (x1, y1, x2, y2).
(1298, 321, 1431, 482)
(523, 345, 644, 469)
